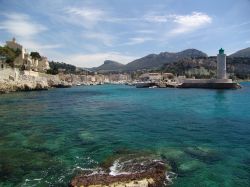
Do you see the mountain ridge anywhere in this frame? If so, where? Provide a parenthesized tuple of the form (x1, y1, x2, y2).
(95, 49, 208, 72)
(229, 47, 250, 58)
(93, 60, 125, 72)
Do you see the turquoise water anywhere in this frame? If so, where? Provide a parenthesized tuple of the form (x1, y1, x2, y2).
(0, 83, 250, 187)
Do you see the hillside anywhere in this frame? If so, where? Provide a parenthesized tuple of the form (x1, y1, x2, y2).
(124, 49, 207, 71)
(160, 56, 250, 79)
(123, 49, 207, 71)
(91, 48, 250, 79)
(230, 47, 250, 58)
(92, 49, 207, 72)
(93, 60, 125, 72)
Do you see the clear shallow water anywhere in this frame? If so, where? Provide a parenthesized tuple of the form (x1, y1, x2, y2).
(0, 83, 250, 187)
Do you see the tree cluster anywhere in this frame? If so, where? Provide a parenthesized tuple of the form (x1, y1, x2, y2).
(0, 46, 21, 66)
(30, 52, 42, 60)
(47, 61, 76, 75)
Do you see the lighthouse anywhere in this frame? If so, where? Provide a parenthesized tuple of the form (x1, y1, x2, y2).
(179, 48, 240, 88)
(217, 48, 227, 79)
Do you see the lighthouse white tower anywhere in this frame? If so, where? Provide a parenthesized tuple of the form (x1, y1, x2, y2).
(217, 48, 227, 79)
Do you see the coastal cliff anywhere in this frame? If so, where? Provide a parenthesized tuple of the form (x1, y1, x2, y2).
(0, 69, 72, 94)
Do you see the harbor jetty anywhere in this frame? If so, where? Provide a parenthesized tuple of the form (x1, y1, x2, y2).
(135, 49, 241, 89)
(178, 48, 241, 89)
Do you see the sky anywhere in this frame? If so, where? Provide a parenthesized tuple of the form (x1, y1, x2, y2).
(0, 0, 250, 68)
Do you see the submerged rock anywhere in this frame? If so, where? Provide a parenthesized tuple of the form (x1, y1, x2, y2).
(78, 131, 96, 142)
(184, 147, 221, 163)
(158, 148, 186, 161)
(70, 156, 174, 187)
(178, 160, 204, 174)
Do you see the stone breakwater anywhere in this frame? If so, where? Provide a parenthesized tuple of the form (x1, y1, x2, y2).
(70, 156, 175, 187)
(0, 72, 72, 94)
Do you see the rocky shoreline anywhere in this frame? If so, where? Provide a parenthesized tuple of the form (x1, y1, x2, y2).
(70, 156, 175, 187)
(0, 72, 72, 94)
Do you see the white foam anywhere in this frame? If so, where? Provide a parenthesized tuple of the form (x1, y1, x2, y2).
(33, 178, 42, 181)
(73, 166, 105, 176)
(165, 171, 177, 185)
(22, 178, 42, 186)
(109, 159, 131, 176)
(109, 160, 120, 176)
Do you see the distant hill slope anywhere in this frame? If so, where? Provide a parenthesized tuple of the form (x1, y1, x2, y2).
(230, 47, 250, 58)
(160, 56, 250, 79)
(93, 60, 125, 72)
(123, 49, 208, 71)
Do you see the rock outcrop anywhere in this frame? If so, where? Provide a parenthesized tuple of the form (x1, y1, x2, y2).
(0, 79, 49, 94)
(93, 60, 125, 72)
(70, 156, 175, 187)
(0, 71, 72, 94)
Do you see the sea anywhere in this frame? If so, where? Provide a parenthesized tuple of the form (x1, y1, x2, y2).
(0, 83, 250, 187)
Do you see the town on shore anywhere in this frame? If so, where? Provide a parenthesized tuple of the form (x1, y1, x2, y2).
(0, 38, 132, 93)
(1, 38, 249, 94)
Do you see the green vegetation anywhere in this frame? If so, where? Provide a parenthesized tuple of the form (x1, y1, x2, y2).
(160, 57, 250, 80)
(30, 52, 42, 60)
(47, 61, 77, 75)
(227, 57, 250, 80)
(0, 46, 21, 66)
(185, 67, 215, 79)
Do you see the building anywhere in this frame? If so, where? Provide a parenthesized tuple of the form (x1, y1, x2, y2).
(139, 73, 162, 81)
(5, 38, 50, 72)
(108, 73, 131, 82)
(139, 73, 174, 82)
(162, 73, 174, 80)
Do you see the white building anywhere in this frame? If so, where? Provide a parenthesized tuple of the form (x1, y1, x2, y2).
(139, 73, 162, 81)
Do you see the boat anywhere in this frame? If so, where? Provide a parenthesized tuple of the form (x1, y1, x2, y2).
(136, 82, 156, 88)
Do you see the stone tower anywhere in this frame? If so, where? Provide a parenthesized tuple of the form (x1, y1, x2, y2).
(217, 48, 227, 79)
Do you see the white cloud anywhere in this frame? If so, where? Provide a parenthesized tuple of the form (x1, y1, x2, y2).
(144, 14, 169, 23)
(20, 39, 62, 50)
(143, 11, 212, 36)
(82, 44, 100, 53)
(64, 52, 137, 67)
(0, 12, 62, 55)
(64, 7, 106, 28)
(124, 37, 153, 45)
(0, 13, 47, 38)
(61, 6, 156, 28)
(82, 31, 115, 46)
(169, 12, 212, 35)
(65, 7, 104, 21)
(136, 30, 155, 34)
